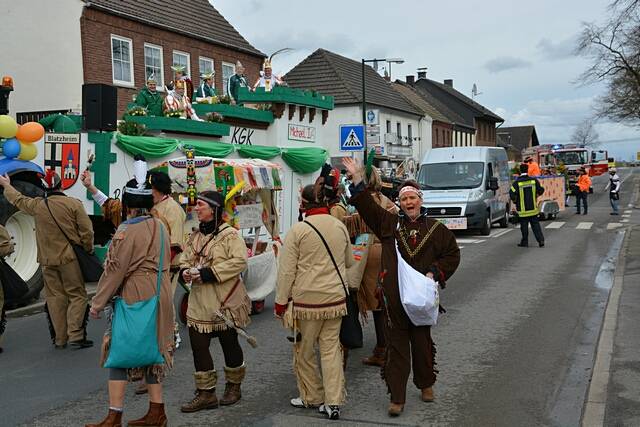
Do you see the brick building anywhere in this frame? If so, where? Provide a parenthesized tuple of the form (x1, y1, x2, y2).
(1, 0, 264, 121)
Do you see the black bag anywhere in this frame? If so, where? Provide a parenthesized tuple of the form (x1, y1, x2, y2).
(304, 220, 363, 349)
(44, 198, 104, 282)
(0, 259, 29, 302)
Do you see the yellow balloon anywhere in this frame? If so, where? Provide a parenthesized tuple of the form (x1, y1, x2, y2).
(0, 115, 18, 139)
(17, 142, 37, 161)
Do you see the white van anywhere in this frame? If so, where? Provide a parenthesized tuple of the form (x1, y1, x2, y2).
(417, 147, 511, 235)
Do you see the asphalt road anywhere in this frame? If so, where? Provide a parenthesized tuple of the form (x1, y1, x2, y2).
(1, 168, 638, 427)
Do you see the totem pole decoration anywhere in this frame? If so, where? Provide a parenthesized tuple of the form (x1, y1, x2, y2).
(185, 148, 197, 206)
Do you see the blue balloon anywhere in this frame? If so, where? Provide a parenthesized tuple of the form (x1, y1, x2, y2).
(3, 138, 21, 159)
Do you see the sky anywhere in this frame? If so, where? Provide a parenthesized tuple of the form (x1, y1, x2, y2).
(213, 0, 639, 161)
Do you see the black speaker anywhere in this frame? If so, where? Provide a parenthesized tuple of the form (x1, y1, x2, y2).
(82, 83, 117, 131)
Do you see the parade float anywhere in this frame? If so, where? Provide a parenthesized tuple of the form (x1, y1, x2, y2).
(0, 77, 335, 305)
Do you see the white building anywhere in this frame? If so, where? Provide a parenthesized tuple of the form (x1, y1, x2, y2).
(284, 49, 427, 177)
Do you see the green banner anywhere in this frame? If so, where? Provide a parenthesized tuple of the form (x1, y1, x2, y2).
(115, 133, 327, 174)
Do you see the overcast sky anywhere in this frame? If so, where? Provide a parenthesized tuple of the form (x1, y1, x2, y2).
(214, 0, 639, 160)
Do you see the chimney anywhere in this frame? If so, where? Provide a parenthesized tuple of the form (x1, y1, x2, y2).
(406, 75, 415, 84)
(384, 75, 391, 82)
(444, 79, 453, 87)
(417, 70, 427, 79)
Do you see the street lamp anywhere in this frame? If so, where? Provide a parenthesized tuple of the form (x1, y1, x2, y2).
(362, 57, 404, 164)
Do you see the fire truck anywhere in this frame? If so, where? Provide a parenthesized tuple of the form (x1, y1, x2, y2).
(522, 144, 611, 194)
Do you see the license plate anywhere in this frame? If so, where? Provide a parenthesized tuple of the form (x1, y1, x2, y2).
(436, 217, 467, 230)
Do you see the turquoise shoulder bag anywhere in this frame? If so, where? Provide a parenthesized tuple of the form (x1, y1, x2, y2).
(104, 222, 165, 368)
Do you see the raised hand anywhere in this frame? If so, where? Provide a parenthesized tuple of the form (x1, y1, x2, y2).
(342, 157, 363, 185)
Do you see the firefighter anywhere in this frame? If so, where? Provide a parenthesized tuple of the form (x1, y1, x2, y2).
(510, 163, 545, 248)
(576, 167, 592, 215)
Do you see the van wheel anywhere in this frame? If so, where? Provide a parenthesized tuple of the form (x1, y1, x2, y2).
(480, 211, 491, 236)
(498, 209, 509, 228)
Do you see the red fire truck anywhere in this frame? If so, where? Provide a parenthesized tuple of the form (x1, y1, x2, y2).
(522, 144, 610, 194)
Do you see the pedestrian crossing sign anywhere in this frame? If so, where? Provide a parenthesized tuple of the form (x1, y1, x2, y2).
(340, 124, 365, 151)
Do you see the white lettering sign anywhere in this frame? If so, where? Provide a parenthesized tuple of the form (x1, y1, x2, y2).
(236, 203, 264, 229)
(288, 124, 316, 143)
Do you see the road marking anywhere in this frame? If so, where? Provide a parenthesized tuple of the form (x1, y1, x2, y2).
(546, 222, 565, 229)
(576, 222, 594, 230)
(456, 238, 482, 244)
(490, 229, 513, 238)
(621, 219, 629, 223)
(621, 214, 630, 218)
(607, 223, 623, 229)
(458, 246, 465, 249)
(624, 210, 632, 214)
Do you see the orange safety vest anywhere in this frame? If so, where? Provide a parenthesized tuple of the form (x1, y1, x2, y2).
(577, 175, 591, 192)
(528, 162, 541, 176)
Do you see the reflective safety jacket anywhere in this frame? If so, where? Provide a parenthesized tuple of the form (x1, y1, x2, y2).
(509, 174, 545, 218)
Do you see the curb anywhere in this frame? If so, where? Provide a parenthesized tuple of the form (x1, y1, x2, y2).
(6, 285, 97, 319)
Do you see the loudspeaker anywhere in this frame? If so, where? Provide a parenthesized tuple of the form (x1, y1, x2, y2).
(82, 83, 117, 131)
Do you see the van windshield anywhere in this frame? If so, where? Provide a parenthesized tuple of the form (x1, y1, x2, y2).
(418, 162, 485, 189)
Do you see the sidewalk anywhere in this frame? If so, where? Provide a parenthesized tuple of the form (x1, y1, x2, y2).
(603, 224, 640, 425)
(6, 283, 98, 319)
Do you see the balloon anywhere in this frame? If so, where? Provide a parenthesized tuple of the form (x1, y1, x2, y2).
(2, 138, 21, 159)
(18, 142, 37, 161)
(16, 121, 45, 143)
(0, 115, 18, 139)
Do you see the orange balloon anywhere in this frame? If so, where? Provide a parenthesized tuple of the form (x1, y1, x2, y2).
(16, 122, 45, 143)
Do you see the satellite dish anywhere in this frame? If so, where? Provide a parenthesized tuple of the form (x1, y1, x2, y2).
(472, 83, 482, 99)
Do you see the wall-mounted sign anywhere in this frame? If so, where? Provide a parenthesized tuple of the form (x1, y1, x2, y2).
(288, 124, 316, 143)
(366, 109, 380, 125)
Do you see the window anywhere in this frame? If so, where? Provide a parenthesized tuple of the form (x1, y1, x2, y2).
(386, 120, 391, 133)
(408, 124, 413, 140)
(222, 62, 236, 97)
(199, 56, 214, 83)
(111, 35, 134, 86)
(396, 122, 402, 137)
(144, 44, 164, 90)
(172, 51, 191, 77)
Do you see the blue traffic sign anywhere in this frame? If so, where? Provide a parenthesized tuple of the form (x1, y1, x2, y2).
(340, 124, 365, 151)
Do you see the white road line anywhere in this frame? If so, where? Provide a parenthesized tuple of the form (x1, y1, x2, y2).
(456, 238, 482, 244)
(621, 214, 631, 218)
(546, 222, 565, 229)
(490, 229, 513, 238)
(624, 210, 632, 214)
(458, 246, 465, 249)
(576, 222, 594, 230)
(621, 219, 629, 223)
(607, 223, 623, 230)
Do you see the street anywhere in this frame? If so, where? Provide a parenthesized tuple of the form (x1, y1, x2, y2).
(1, 168, 638, 427)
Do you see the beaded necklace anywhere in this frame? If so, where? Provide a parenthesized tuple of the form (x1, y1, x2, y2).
(397, 220, 440, 259)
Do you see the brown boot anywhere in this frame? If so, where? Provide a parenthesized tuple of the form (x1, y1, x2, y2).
(388, 402, 404, 417)
(127, 402, 167, 426)
(85, 409, 123, 427)
(180, 389, 219, 412)
(220, 364, 246, 406)
(421, 387, 435, 402)
(180, 370, 219, 413)
(362, 346, 385, 367)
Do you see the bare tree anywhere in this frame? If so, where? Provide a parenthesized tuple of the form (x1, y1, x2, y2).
(571, 119, 600, 145)
(576, 0, 640, 125)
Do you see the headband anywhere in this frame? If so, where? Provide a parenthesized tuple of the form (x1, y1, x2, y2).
(399, 186, 422, 199)
(197, 195, 221, 208)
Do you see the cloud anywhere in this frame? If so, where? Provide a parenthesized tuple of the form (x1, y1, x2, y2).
(536, 36, 579, 60)
(484, 56, 531, 73)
